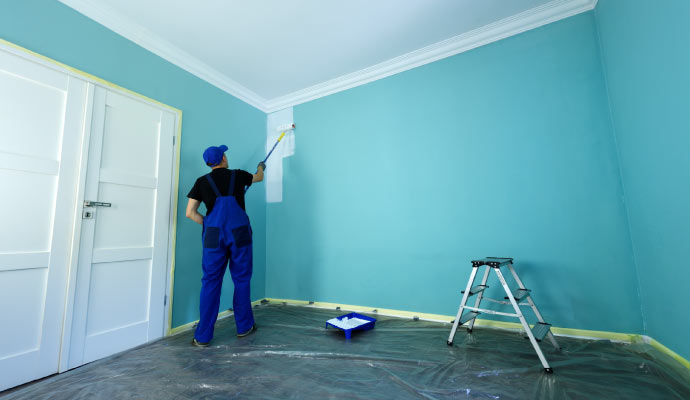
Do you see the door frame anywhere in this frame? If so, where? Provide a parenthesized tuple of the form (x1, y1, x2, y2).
(0, 39, 182, 373)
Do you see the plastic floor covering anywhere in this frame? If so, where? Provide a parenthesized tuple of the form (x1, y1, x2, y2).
(3, 303, 690, 399)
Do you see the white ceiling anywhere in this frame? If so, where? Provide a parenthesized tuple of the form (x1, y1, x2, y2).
(59, 0, 596, 112)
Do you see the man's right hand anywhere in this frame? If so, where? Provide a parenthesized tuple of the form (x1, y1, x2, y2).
(253, 162, 266, 183)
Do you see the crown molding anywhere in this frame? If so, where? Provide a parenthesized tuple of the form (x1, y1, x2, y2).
(264, 0, 597, 112)
(59, 0, 596, 115)
(58, 0, 269, 112)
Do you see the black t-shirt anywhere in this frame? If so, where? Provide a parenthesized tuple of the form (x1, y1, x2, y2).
(187, 168, 253, 215)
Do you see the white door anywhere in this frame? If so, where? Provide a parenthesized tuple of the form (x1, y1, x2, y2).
(66, 87, 175, 368)
(0, 48, 89, 390)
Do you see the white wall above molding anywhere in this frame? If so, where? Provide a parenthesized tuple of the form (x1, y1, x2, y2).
(58, 0, 597, 114)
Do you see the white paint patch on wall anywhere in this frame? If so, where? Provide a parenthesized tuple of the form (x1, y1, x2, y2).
(265, 108, 295, 203)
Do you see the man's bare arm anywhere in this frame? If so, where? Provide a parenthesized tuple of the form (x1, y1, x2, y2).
(185, 198, 204, 225)
(252, 162, 265, 183)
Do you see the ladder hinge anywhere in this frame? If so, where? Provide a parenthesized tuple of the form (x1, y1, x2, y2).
(172, 136, 176, 145)
(164, 295, 168, 306)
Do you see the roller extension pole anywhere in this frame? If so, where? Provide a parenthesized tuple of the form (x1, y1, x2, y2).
(263, 131, 286, 164)
(245, 123, 295, 193)
(264, 123, 295, 164)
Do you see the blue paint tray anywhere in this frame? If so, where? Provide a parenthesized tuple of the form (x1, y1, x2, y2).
(325, 312, 376, 339)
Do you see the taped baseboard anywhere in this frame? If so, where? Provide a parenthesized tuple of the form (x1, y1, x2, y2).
(168, 299, 265, 336)
(166, 297, 690, 371)
(645, 336, 690, 370)
(262, 297, 690, 370)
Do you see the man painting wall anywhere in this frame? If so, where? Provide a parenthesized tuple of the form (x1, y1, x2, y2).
(185, 145, 266, 346)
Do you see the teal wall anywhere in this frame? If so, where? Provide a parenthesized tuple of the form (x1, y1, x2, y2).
(267, 12, 643, 334)
(0, 0, 267, 329)
(596, 0, 690, 359)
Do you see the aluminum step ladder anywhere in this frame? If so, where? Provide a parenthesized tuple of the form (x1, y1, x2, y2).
(446, 257, 560, 373)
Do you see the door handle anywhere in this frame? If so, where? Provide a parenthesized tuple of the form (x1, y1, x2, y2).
(84, 200, 112, 207)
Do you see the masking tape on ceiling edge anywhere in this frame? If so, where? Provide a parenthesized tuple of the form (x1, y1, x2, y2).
(263, 298, 690, 370)
(0, 38, 184, 338)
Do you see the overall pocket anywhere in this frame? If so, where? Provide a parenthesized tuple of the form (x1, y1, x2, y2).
(232, 225, 252, 248)
(203, 227, 221, 248)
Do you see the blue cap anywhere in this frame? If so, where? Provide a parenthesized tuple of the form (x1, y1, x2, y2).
(203, 145, 228, 166)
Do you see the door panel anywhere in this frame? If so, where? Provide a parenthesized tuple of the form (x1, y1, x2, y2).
(68, 87, 175, 368)
(0, 171, 58, 253)
(83, 321, 149, 363)
(101, 95, 161, 177)
(0, 61, 66, 160)
(86, 259, 152, 335)
(0, 269, 48, 357)
(0, 47, 89, 391)
(93, 183, 156, 248)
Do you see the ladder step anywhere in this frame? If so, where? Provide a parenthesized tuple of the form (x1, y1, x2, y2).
(529, 322, 552, 341)
(505, 288, 531, 301)
(459, 311, 480, 325)
(472, 257, 513, 268)
(461, 285, 488, 296)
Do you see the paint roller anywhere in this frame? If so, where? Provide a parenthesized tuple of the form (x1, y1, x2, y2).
(263, 123, 295, 165)
(245, 123, 295, 192)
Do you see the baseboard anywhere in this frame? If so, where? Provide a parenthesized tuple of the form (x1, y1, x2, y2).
(645, 337, 690, 371)
(167, 299, 265, 336)
(263, 297, 690, 370)
(167, 297, 690, 371)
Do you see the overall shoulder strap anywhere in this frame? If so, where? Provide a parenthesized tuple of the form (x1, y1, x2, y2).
(205, 173, 221, 197)
(227, 170, 237, 196)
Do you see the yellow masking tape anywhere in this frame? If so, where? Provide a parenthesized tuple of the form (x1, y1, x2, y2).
(262, 297, 690, 370)
(647, 337, 690, 370)
(168, 299, 265, 336)
(265, 298, 458, 323)
(0, 38, 181, 115)
(265, 298, 641, 341)
(166, 113, 183, 335)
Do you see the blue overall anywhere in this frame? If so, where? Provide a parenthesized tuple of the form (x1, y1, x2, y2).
(194, 171, 255, 342)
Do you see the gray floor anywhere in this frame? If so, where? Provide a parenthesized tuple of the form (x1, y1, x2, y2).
(3, 303, 690, 399)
